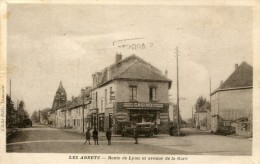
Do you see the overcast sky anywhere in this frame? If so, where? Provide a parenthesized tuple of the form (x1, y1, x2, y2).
(7, 4, 252, 119)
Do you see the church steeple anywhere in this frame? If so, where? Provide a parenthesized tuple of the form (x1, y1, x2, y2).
(52, 81, 67, 110)
(59, 81, 63, 88)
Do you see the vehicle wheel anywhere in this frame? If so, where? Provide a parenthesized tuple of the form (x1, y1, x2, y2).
(149, 131, 155, 137)
(124, 133, 128, 137)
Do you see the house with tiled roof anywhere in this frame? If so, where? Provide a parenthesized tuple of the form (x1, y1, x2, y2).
(210, 62, 253, 136)
(89, 54, 172, 134)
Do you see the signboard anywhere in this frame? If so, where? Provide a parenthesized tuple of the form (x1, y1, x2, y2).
(123, 102, 163, 108)
(116, 112, 127, 122)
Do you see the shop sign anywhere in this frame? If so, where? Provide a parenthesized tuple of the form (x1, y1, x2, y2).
(116, 112, 128, 122)
(123, 102, 163, 108)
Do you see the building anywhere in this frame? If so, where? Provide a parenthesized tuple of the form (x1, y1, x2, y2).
(88, 54, 172, 134)
(194, 102, 211, 130)
(47, 109, 56, 125)
(210, 62, 253, 136)
(52, 81, 68, 127)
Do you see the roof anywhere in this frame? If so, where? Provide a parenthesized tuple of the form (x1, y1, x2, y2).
(56, 101, 71, 111)
(211, 62, 253, 95)
(95, 54, 172, 88)
(67, 96, 83, 111)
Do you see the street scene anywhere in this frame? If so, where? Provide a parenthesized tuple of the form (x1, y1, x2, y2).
(5, 4, 253, 157)
(7, 124, 251, 155)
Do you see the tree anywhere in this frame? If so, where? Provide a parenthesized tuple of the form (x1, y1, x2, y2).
(18, 101, 25, 111)
(195, 96, 207, 111)
(6, 95, 15, 125)
(17, 100, 29, 120)
(31, 111, 39, 123)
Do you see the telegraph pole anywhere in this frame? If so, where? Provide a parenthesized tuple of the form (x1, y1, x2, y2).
(10, 79, 11, 99)
(82, 89, 85, 133)
(176, 47, 181, 136)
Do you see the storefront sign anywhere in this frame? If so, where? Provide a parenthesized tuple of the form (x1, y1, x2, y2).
(123, 102, 163, 108)
(116, 112, 127, 122)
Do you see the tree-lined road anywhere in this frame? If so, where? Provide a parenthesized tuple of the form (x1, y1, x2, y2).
(6, 125, 252, 155)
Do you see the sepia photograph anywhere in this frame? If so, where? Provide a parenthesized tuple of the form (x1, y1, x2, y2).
(1, 1, 259, 163)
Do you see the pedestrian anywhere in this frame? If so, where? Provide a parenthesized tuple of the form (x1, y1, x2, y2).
(106, 128, 112, 145)
(93, 127, 99, 145)
(84, 128, 91, 145)
(133, 126, 138, 144)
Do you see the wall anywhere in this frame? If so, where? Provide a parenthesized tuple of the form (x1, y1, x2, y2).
(210, 88, 252, 132)
(115, 80, 169, 103)
(218, 89, 252, 120)
(90, 82, 115, 113)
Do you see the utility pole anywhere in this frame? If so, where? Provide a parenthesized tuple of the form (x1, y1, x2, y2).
(176, 47, 181, 136)
(10, 79, 11, 99)
(192, 106, 194, 128)
(82, 89, 85, 133)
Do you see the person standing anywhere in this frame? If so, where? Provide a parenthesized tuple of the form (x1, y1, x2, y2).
(106, 128, 112, 145)
(84, 128, 91, 145)
(93, 127, 99, 145)
(133, 126, 138, 144)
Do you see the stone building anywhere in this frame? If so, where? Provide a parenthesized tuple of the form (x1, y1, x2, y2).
(88, 54, 172, 134)
(210, 62, 253, 136)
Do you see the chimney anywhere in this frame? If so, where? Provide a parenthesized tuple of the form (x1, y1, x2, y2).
(72, 96, 74, 101)
(235, 64, 239, 70)
(115, 53, 122, 63)
(220, 80, 223, 86)
(165, 69, 168, 78)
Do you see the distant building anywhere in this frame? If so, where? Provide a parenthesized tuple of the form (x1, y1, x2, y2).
(210, 62, 253, 136)
(52, 81, 68, 127)
(194, 102, 211, 130)
(88, 54, 172, 134)
(64, 87, 91, 132)
(52, 81, 67, 110)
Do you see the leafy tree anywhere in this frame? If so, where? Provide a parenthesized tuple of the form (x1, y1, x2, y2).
(195, 96, 207, 111)
(18, 100, 25, 111)
(6, 95, 15, 125)
(41, 108, 50, 121)
(17, 100, 29, 120)
(6, 95, 14, 115)
(31, 111, 39, 123)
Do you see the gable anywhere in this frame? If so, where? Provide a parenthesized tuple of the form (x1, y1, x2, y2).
(116, 60, 170, 82)
(220, 62, 253, 89)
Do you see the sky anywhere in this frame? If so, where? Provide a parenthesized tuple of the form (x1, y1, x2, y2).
(7, 4, 253, 119)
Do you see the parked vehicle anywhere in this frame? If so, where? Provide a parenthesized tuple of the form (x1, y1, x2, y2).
(23, 119, 33, 127)
(121, 122, 159, 137)
(17, 119, 33, 128)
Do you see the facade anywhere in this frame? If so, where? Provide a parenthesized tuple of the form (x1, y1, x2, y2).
(63, 87, 92, 132)
(210, 62, 253, 136)
(88, 54, 172, 134)
(194, 102, 211, 130)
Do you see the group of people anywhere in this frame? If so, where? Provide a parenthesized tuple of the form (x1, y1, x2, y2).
(84, 127, 139, 145)
(84, 128, 112, 145)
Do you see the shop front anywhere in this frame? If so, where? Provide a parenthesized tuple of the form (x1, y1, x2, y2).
(97, 113, 105, 131)
(114, 102, 169, 134)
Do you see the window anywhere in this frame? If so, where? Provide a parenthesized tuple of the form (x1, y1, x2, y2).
(101, 100, 103, 112)
(149, 87, 157, 101)
(110, 87, 113, 103)
(129, 86, 137, 101)
(105, 89, 107, 104)
(96, 92, 98, 108)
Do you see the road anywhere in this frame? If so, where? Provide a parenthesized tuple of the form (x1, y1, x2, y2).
(6, 125, 252, 155)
